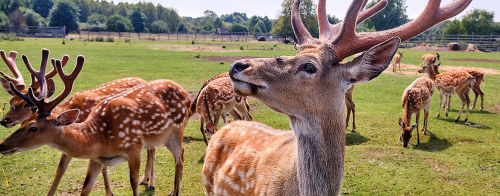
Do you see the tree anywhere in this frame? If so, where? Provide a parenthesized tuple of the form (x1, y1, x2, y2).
(461, 9, 499, 35)
(106, 15, 133, 32)
(87, 14, 106, 25)
(203, 10, 217, 19)
(327, 14, 340, 24)
(48, 0, 79, 34)
(0, 12, 9, 26)
(8, 9, 24, 26)
(214, 18, 225, 28)
(150, 20, 168, 33)
(24, 9, 42, 26)
(255, 20, 267, 33)
(129, 7, 146, 32)
(272, 0, 318, 38)
(444, 19, 465, 35)
(364, 0, 408, 31)
(229, 23, 248, 32)
(74, 0, 89, 22)
(32, 0, 53, 18)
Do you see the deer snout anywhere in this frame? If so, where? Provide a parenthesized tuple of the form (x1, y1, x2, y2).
(230, 61, 249, 76)
(0, 118, 10, 127)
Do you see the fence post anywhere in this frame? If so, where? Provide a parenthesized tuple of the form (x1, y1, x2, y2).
(471, 32, 474, 45)
(429, 32, 433, 45)
(186, 33, 188, 40)
(442, 32, 445, 47)
(158, 33, 160, 41)
(491, 33, 494, 49)
(79, 31, 81, 39)
(457, 32, 460, 43)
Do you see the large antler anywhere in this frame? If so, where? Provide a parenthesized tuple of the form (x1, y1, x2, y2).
(293, 0, 472, 60)
(23, 49, 51, 99)
(28, 56, 84, 117)
(29, 55, 69, 91)
(0, 50, 25, 91)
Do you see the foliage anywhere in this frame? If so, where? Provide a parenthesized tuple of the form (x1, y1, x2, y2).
(106, 15, 133, 32)
(203, 10, 217, 19)
(0, 33, 22, 41)
(445, 9, 500, 35)
(95, 36, 104, 42)
(327, 14, 340, 24)
(355, 25, 376, 32)
(364, 0, 408, 31)
(150, 20, 168, 33)
(272, 0, 318, 38)
(220, 12, 248, 23)
(129, 7, 146, 33)
(78, 22, 106, 31)
(229, 23, 248, 32)
(87, 14, 106, 25)
(106, 36, 114, 42)
(32, 0, 53, 18)
(48, 0, 79, 34)
(255, 20, 267, 33)
(0, 11, 9, 26)
(8, 9, 24, 26)
(24, 9, 42, 26)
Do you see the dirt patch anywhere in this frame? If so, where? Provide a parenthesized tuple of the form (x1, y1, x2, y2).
(383, 63, 423, 76)
(409, 45, 456, 52)
(149, 44, 238, 52)
(383, 63, 500, 76)
(447, 58, 500, 64)
(190, 56, 258, 63)
(425, 157, 454, 173)
(439, 65, 500, 75)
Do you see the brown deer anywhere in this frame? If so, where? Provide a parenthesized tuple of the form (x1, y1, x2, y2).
(392, 51, 403, 73)
(434, 68, 485, 111)
(202, 0, 471, 195)
(0, 50, 161, 195)
(418, 62, 475, 121)
(422, 52, 440, 65)
(0, 51, 191, 196)
(196, 77, 253, 145)
(399, 77, 434, 147)
(345, 85, 356, 132)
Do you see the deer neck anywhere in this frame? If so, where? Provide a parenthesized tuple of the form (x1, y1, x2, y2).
(426, 68, 438, 81)
(288, 99, 346, 195)
(50, 120, 104, 158)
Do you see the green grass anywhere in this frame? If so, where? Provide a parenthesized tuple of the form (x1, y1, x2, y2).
(0, 38, 498, 195)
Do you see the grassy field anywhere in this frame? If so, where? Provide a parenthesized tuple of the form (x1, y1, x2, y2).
(0, 38, 498, 195)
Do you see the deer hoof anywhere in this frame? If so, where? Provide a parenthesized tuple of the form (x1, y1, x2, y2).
(464, 118, 468, 122)
(455, 117, 460, 121)
(436, 114, 440, 118)
(147, 186, 155, 191)
(351, 130, 355, 132)
(445, 113, 448, 117)
(479, 108, 483, 111)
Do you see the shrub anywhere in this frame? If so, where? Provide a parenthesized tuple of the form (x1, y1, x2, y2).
(150, 20, 168, 33)
(95, 36, 104, 42)
(106, 15, 133, 32)
(222, 45, 226, 48)
(106, 37, 114, 42)
(124, 39, 130, 43)
(194, 53, 200, 58)
(240, 46, 244, 50)
(70, 38, 74, 41)
(191, 40, 195, 44)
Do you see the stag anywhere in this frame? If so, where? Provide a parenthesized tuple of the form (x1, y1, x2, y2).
(203, 0, 471, 195)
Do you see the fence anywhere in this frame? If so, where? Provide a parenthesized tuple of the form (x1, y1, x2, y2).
(401, 33, 500, 52)
(78, 31, 251, 42)
(0, 26, 66, 38)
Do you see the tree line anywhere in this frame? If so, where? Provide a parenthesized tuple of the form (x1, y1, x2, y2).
(0, 0, 499, 37)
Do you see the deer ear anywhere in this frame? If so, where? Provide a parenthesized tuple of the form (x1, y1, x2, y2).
(411, 123, 418, 130)
(398, 117, 405, 128)
(55, 109, 80, 126)
(345, 37, 401, 84)
(0, 78, 15, 96)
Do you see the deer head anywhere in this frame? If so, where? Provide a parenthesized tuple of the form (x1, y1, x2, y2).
(0, 51, 84, 154)
(398, 117, 417, 147)
(436, 52, 440, 61)
(398, 51, 403, 57)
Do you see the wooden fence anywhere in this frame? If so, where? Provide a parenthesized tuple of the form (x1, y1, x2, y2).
(78, 31, 250, 42)
(0, 26, 65, 38)
(401, 33, 500, 52)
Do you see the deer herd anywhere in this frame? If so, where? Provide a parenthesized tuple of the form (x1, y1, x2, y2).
(0, 0, 482, 195)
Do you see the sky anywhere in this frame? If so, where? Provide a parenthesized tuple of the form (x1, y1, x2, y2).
(115, 0, 500, 22)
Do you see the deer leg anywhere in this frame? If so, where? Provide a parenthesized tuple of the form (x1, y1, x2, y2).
(437, 91, 443, 117)
(455, 92, 467, 122)
(352, 102, 356, 132)
(127, 150, 142, 196)
(165, 130, 184, 196)
(147, 148, 157, 190)
(229, 109, 242, 121)
(47, 154, 73, 196)
(398, 63, 401, 74)
(221, 113, 228, 124)
(416, 111, 421, 145)
(235, 102, 252, 121)
(392, 62, 395, 73)
(213, 111, 221, 130)
(471, 89, 478, 109)
(346, 106, 351, 128)
(101, 166, 113, 196)
(444, 95, 449, 117)
(423, 106, 429, 135)
(478, 87, 484, 111)
(448, 95, 451, 109)
(200, 117, 208, 145)
(139, 150, 152, 185)
(464, 91, 470, 122)
(81, 159, 103, 196)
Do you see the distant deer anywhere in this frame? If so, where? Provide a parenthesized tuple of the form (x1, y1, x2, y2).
(196, 77, 252, 145)
(422, 52, 440, 65)
(399, 77, 434, 147)
(0, 50, 159, 195)
(392, 51, 403, 73)
(0, 50, 190, 196)
(345, 85, 356, 132)
(434, 68, 485, 111)
(419, 62, 475, 121)
(203, 0, 471, 195)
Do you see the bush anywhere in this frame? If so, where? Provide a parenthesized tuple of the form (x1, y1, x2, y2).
(84, 38, 94, 42)
(0, 33, 23, 41)
(106, 37, 114, 42)
(194, 53, 200, 58)
(95, 36, 104, 42)
(150, 20, 168, 33)
(191, 40, 195, 44)
(106, 15, 133, 32)
(70, 38, 74, 41)
(222, 45, 226, 48)
(240, 46, 244, 50)
(24, 9, 42, 26)
(124, 39, 130, 43)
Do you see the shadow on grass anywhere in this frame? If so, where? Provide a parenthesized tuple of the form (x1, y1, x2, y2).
(413, 130, 452, 152)
(434, 117, 492, 129)
(346, 131, 369, 146)
(183, 136, 206, 143)
(198, 154, 206, 164)
(140, 187, 155, 196)
(445, 108, 496, 115)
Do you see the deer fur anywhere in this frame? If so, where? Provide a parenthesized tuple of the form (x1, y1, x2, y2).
(422, 52, 440, 65)
(436, 69, 485, 111)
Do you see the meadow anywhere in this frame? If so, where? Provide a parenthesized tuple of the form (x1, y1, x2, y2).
(0, 38, 498, 195)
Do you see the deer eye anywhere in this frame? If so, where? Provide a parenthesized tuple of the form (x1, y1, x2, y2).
(298, 63, 317, 74)
(28, 127, 38, 133)
(11, 106, 16, 110)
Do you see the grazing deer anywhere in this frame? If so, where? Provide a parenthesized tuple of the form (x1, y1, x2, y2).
(345, 85, 356, 132)
(196, 77, 253, 145)
(435, 68, 485, 111)
(422, 52, 440, 65)
(392, 51, 403, 73)
(399, 77, 434, 147)
(0, 51, 191, 196)
(418, 62, 475, 121)
(0, 50, 159, 195)
(202, 0, 471, 195)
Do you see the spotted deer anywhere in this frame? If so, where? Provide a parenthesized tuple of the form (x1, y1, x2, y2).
(202, 0, 471, 195)
(0, 52, 191, 196)
(196, 77, 253, 145)
(418, 62, 475, 121)
(422, 52, 440, 65)
(392, 51, 403, 73)
(435, 68, 485, 111)
(0, 50, 159, 196)
(399, 77, 434, 147)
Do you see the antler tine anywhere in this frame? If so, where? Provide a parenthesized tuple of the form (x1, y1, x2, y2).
(331, 0, 366, 47)
(291, 0, 314, 45)
(23, 49, 50, 99)
(47, 55, 69, 79)
(35, 56, 84, 116)
(0, 50, 25, 90)
(8, 82, 37, 110)
(333, 0, 472, 60)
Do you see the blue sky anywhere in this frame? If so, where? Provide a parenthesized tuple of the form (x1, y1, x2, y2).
(115, 0, 499, 22)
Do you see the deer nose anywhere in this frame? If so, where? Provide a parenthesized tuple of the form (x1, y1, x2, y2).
(230, 61, 249, 75)
(0, 144, 3, 152)
(0, 119, 10, 126)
